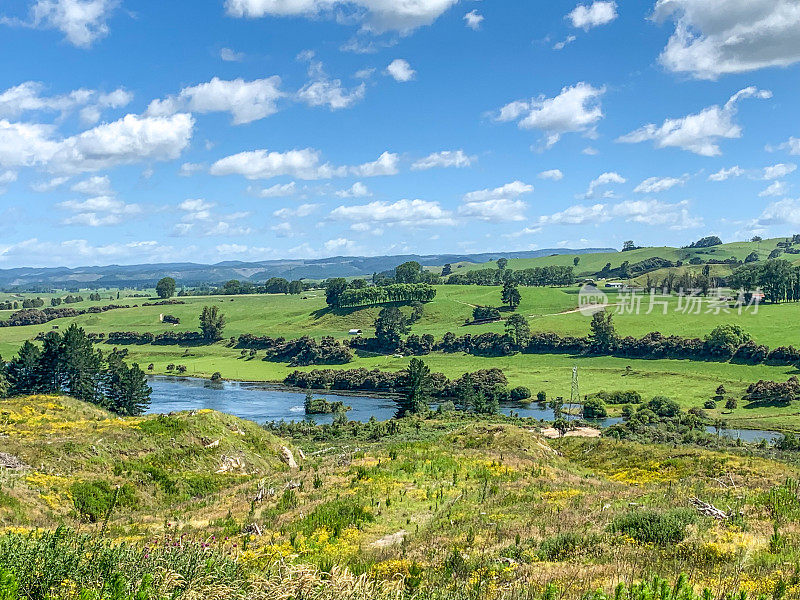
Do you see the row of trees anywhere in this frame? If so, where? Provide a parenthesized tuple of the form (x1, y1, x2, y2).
(1, 324, 151, 416)
(729, 260, 800, 303)
(326, 282, 437, 308)
(156, 276, 308, 299)
(445, 266, 574, 287)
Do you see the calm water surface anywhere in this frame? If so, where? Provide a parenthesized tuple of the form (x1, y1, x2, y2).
(146, 376, 781, 441)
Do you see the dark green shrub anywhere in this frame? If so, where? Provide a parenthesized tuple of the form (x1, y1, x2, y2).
(71, 481, 135, 523)
(510, 386, 532, 402)
(610, 509, 696, 545)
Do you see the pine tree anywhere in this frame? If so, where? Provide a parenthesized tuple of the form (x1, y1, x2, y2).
(5, 341, 42, 396)
(396, 358, 432, 417)
(103, 351, 151, 416)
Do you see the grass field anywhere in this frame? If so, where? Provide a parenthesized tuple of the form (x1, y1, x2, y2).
(448, 237, 799, 278)
(2, 285, 800, 430)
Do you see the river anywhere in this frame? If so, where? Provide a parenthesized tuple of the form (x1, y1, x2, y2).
(146, 376, 783, 442)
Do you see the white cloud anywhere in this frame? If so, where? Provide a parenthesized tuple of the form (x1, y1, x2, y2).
(495, 82, 605, 148)
(224, 0, 459, 34)
(70, 174, 111, 195)
(568, 1, 617, 30)
(248, 181, 297, 198)
(324, 238, 361, 254)
(210, 148, 398, 180)
(538, 169, 564, 181)
(653, 0, 800, 80)
(220, 47, 245, 62)
(763, 163, 796, 180)
(0, 81, 131, 121)
(148, 77, 284, 125)
(0, 170, 17, 185)
(755, 198, 800, 227)
(0, 112, 193, 174)
(463, 181, 533, 202)
(538, 203, 608, 225)
(776, 137, 800, 155)
(57, 194, 141, 226)
(386, 59, 416, 82)
(298, 78, 365, 110)
(1, 0, 120, 48)
(708, 166, 744, 181)
(412, 150, 474, 170)
(553, 35, 576, 50)
(330, 198, 455, 228)
(179, 162, 204, 177)
(759, 181, 789, 198)
(350, 151, 400, 177)
(582, 146, 599, 155)
(273, 203, 319, 218)
(458, 199, 527, 222)
(336, 182, 371, 198)
(611, 199, 702, 229)
(175, 199, 252, 237)
(617, 87, 771, 156)
(31, 176, 69, 192)
(0, 238, 169, 268)
(633, 175, 687, 193)
(584, 171, 625, 198)
(463, 10, 483, 30)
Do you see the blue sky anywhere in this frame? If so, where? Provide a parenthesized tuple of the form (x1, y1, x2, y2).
(1, 0, 799, 268)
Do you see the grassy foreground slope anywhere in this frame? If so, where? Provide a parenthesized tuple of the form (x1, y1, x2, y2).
(0, 395, 291, 529)
(2, 396, 800, 598)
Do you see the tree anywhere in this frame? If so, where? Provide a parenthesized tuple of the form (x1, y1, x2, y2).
(397, 358, 432, 417)
(288, 280, 304, 295)
(505, 313, 530, 346)
(573, 256, 580, 267)
(155, 277, 176, 299)
(622, 240, 635, 251)
(5, 341, 42, 396)
(441, 263, 453, 277)
(324, 278, 348, 307)
(582, 398, 608, 419)
(751, 236, 763, 242)
(58, 324, 103, 404)
(501, 280, 521, 309)
(374, 306, 409, 349)
(496, 258, 508, 270)
(395, 261, 423, 284)
(103, 352, 151, 416)
(200, 306, 226, 342)
(588, 310, 617, 352)
(745, 251, 759, 264)
(688, 236, 722, 249)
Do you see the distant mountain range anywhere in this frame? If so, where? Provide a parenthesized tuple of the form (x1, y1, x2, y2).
(0, 248, 616, 290)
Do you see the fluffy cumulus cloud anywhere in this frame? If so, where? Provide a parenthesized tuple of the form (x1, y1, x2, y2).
(0, 112, 194, 174)
(210, 148, 398, 180)
(386, 59, 416, 82)
(273, 203, 319, 219)
(763, 163, 796, 180)
(538, 203, 608, 226)
(57, 195, 141, 226)
(610, 199, 702, 229)
(297, 60, 366, 110)
(495, 82, 605, 148)
(708, 166, 744, 181)
(224, 0, 459, 34)
(70, 174, 112, 195)
(538, 169, 564, 181)
(463, 10, 483, 30)
(536, 199, 701, 229)
(776, 138, 800, 155)
(0, 81, 131, 124)
(336, 182, 371, 198)
(653, 0, 800, 80)
(759, 181, 789, 198)
(174, 199, 252, 237)
(755, 198, 800, 227)
(248, 181, 297, 198)
(412, 150, 474, 170)
(633, 175, 687, 193)
(0, 0, 120, 48)
(584, 171, 625, 198)
(568, 1, 617, 30)
(618, 87, 771, 156)
(459, 181, 533, 223)
(330, 198, 455, 229)
(147, 77, 284, 125)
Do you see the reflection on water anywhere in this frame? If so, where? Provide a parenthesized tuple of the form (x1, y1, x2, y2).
(146, 376, 782, 442)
